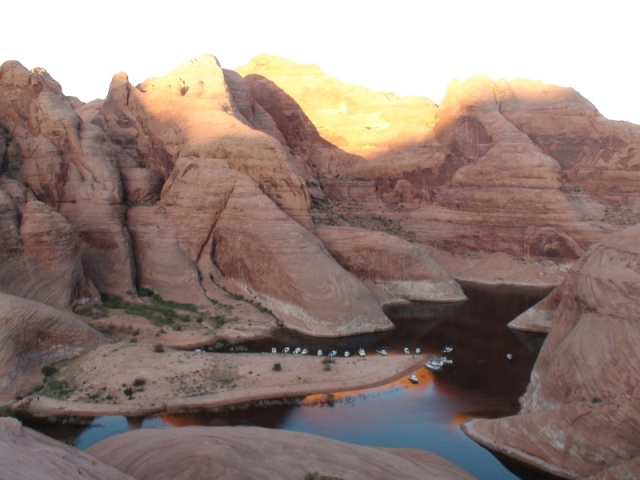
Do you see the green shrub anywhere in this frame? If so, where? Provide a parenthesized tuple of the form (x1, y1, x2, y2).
(133, 378, 146, 387)
(153, 344, 164, 353)
(41, 365, 57, 377)
(272, 362, 282, 371)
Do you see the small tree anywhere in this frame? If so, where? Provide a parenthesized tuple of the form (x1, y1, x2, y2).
(272, 362, 282, 371)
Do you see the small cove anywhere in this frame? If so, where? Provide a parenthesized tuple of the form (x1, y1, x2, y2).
(18, 284, 557, 480)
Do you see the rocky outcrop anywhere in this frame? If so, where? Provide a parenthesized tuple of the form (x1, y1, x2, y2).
(238, 57, 640, 262)
(94, 55, 311, 228)
(0, 60, 136, 296)
(462, 225, 640, 479)
(0, 292, 106, 404)
(316, 225, 466, 303)
(128, 157, 393, 336)
(87, 425, 475, 480)
(0, 418, 134, 480)
(0, 179, 95, 309)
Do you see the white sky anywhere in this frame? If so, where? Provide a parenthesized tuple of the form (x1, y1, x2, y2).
(3, 1, 638, 124)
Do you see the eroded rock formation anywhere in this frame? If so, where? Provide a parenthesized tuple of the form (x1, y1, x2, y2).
(316, 225, 466, 303)
(0, 60, 136, 296)
(87, 425, 475, 480)
(0, 292, 106, 404)
(0, 418, 134, 480)
(462, 225, 640, 479)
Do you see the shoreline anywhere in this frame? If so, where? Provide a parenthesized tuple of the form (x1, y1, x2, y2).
(10, 348, 429, 419)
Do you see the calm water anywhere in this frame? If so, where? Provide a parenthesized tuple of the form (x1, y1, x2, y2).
(18, 284, 556, 480)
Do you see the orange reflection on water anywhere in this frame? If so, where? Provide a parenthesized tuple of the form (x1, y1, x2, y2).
(301, 367, 435, 406)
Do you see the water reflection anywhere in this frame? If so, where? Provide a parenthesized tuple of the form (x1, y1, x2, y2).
(15, 284, 552, 479)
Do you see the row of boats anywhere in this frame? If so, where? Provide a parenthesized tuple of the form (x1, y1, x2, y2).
(272, 346, 425, 357)
(408, 346, 454, 383)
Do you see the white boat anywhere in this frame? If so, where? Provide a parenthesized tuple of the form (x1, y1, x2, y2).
(376, 349, 388, 356)
(358, 348, 366, 357)
(195, 348, 205, 353)
(271, 347, 277, 354)
(408, 374, 419, 384)
(425, 358, 444, 371)
(404, 347, 410, 354)
(293, 347, 301, 354)
(344, 350, 350, 357)
(301, 348, 308, 355)
(415, 348, 421, 354)
(442, 346, 453, 354)
(283, 347, 290, 353)
(440, 356, 453, 364)
(506, 353, 513, 361)
(328, 350, 337, 357)
(317, 349, 323, 356)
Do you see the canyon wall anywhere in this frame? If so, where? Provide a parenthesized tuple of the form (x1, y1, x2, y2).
(462, 225, 640, 479)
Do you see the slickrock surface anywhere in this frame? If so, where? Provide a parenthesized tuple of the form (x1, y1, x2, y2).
(87, 425, 475, 480)
(316, 225, 466, 302)
(128, 156, 393, 336)
(462, 225, 640, 479)
(0, 417, 134, 480)
(0, 292, 106, 405)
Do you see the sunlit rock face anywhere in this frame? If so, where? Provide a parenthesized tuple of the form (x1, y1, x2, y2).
(0, 293, 106, 404)
(0, 418, 133, 479)
(316, 225, 466, 303)
(238, 57, 640, 261)
(86, 425, 475, 480)
(462, 225, 640, 479)
(0, 60, 136, 296)
(94, 54, 311, 229)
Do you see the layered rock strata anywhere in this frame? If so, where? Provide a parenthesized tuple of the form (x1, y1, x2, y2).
(0, 60, 136, 296)
(316, 225, 466, 303)
(462, 225, 640, 479)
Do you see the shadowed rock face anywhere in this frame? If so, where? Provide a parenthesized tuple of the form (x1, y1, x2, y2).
(316, 225, 466, 303)
(86, 425, 475, 480)
(0, 418, 134, 480)
(462, 225, 640, 479)
(0, 293, 106, 404)
(0, 61, 136, 296)
(0, 182, 94, 309)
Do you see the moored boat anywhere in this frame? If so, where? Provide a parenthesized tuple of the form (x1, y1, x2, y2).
(425, 358, 444, 372)
(408, 374, 419, 384)
(358, 347, 366, 357)
(376, 349, 387, 356)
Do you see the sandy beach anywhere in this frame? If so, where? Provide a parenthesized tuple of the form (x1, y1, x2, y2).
(12, 341, 428, 418)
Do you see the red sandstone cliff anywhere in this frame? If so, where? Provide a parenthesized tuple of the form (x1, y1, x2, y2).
(462, 225, 640, 479)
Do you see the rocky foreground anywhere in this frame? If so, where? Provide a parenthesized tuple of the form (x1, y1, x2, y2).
(0, 417, 474, 480)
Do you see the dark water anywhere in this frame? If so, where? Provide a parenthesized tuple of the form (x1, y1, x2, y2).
(18, 284, 557, 480)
